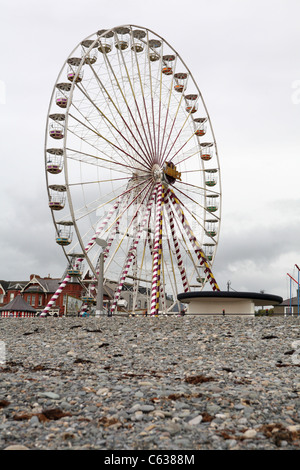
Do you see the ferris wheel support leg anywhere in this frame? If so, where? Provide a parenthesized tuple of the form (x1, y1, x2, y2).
(85, 198, 121, 253)
(164, 196, 190, 293)
(111, 184, 158, 314)
(40, 273, 71, 316)
(166, 188, 220, 292)
(103, 218, 120, 262)
(147, 227, 166, 314)
(78, 199, 123, 308)
(150, 184, 164, 316)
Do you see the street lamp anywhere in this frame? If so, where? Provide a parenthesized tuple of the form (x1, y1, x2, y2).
(95, 238, 108, 316)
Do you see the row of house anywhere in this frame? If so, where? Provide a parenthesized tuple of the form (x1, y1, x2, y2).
(0, 273, 111, 317)
(0, 273, 174, 317)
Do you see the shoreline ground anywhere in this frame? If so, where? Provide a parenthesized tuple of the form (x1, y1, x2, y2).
(0, 316, 299, 450)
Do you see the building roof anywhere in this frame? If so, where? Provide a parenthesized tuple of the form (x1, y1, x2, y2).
(22, 275, 81, 294)
(0, 294, 37, 312)
(7, 281, 27, 290)
(278, 296, 300, 306)
(0, 281, 9, 293)
(177, 291, 283, 307)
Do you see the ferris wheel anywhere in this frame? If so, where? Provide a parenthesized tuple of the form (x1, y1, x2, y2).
(43, 25, 221, 316)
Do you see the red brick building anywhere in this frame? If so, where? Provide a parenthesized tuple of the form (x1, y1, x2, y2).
(0, 274, 84, 316)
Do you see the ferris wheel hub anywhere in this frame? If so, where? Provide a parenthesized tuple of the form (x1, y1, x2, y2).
(152, 164, 163, 182)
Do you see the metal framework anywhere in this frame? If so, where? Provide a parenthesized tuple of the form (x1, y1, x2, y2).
(43, 25, 222, 316)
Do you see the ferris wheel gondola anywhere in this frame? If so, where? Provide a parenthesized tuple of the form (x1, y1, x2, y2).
(43, 25, 222, 316)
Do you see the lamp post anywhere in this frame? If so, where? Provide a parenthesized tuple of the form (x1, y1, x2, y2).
(95, 238, 107, 316)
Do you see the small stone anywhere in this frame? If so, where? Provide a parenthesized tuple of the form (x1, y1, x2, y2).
(243, 429, 257, 439)
(152, 410, 165, 418)
(226, 439, 238, 449)
(140, 405, 155, 413)
(96, 387, 109, 396)
(128, 404, 142, 413)
(66, 350, 76, 356)
(38, 392, 60, 400)
(287, 424, 300, 432)
(29, 415, 40, 426)
(234, 404, 245, 410)
(188, 415, 202, 426)
(134, 411, 144, 421)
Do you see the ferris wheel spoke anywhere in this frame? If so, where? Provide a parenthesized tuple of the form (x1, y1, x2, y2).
(162, 128, 195, 168)
(170, 145, 201, 167)
(88, 62, 152, 167)
(116, 42, 156, 161)
(166, 187, 219, 291)
(110, 183, 158, 312)
(102, 182, 154, 276)
(164, 195, 189, 293)
(175, 182, 221, 223)
(68, 112, 151, 171)
(82, 188, 132, 259)
(76, 75, 153, 168)
(65, 129, 135, 173)
(156, 83, 174, 163)
(73, 177, 152, 223)
(66, 147, 150, 177)
(177, 179, 221, 199)
(68, 176, 131, 187)
(103, 179, 153, 236)
(145, 30, 163, 162)
(170, 185, 207, 226)
(74, 81, 150, 168)
(157, 74, 184, 165)
(171, 215, 203, 287)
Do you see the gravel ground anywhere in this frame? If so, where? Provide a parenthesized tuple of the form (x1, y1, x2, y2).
(0, 315, 299, 451)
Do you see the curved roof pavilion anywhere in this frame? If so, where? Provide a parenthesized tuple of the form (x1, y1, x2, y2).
(177, 291, 283, 316)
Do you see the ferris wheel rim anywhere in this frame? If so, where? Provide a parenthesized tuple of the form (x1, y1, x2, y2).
(45, 24, 222, 306)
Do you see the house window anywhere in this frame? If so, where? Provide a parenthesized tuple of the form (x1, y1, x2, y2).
(27, 295, 31, 304)
(0, 294, 3, 303)
(31, 295, 35, 306)
(10, 293, 14, 301)
(39, 295, 43, 306)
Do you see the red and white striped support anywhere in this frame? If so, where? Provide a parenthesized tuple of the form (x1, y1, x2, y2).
(146, 225, 166, 313)
(85, 198, 122, 252)
(150, 184, 164, 316)
(166, 188, 220, 291)
(103, 218, 120, 261)
(164, 195, 189, 293)
(111, 184, 158, 314)
(40, 272, 72, 316)
(41, 198, 122, 317)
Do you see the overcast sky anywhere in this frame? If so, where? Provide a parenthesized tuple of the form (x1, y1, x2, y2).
(0, 0, 299, 301)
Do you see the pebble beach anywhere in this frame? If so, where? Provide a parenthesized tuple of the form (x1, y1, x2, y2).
(0, 315, 299, 451)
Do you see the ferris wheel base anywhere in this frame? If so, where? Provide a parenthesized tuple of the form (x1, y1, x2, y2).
(177, 291, 283, 316)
